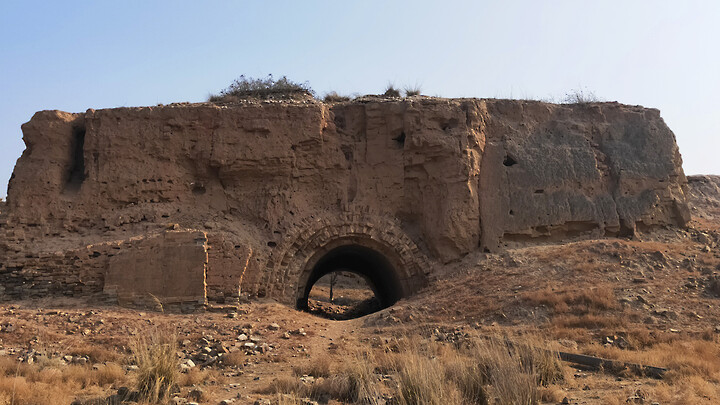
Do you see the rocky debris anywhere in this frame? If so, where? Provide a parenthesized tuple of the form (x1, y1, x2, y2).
(177, 330, 278, 369)
(431, 326, 471, 346)
(602, 335, 629, 349)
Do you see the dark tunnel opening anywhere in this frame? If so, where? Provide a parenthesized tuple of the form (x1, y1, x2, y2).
(65, 126, 86, 192)
(297, 244, 404, 320)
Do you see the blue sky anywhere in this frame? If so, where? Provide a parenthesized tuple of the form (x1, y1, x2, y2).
(1, 1, 718, 197)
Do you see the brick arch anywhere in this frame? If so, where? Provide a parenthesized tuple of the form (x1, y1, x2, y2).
(259, 212, 432, 305)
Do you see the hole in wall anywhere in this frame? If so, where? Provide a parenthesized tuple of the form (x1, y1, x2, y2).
(503, 155, 518, 167)
(392, 132, 406, 147)
(65, 125, 86, 192)
(192, 183, 206, 195)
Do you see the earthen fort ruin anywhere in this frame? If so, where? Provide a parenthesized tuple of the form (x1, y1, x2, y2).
(0, 97, 691, 311)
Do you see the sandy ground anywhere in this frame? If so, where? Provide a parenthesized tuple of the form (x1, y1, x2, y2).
(1, 180, 719, 404)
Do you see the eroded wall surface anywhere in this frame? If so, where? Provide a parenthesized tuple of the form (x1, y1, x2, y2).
(0, 98, 690, 306)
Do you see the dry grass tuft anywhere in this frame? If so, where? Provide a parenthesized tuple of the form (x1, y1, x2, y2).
(130, 328, 179, 402)
(221, 351, 245, 368)
(292, 356, 332, 378)
(0, 356, 128, 405)
(471, 338, 538, 405)
(525, 286, 617, 314)
(66, 344, 121, 363)
(383, 84, 401, 98)
(396, 351, 464, 405)
(323, 92, 351, 103)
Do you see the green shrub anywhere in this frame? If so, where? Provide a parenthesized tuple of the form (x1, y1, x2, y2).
(209, 74, 313, 102)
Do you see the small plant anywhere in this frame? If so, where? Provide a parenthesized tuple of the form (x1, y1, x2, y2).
(383, 84, 401, 98)
(470, 338, 539, 405)
(131, 328, 179, 402)
(396, 352, 464, 405)
(323, 92, 351, 103)
(404, 85, 422, 97)
(292, 356, 332, 378)
(562, 88, 601, 104)
(208, 74, 314, 102)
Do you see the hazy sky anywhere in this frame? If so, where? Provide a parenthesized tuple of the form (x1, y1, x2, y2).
(1, 1, 718, 198)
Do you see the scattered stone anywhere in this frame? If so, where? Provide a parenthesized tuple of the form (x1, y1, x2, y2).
(187, 387, 204, 401)
(268, 323, 280, 331)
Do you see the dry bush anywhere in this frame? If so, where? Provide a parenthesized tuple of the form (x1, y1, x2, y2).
(562, 88, 601, 104)
(261, 376, 303, 396)
(372, 350, 401, 374)
(67, 344, 121, 363)
(221, 351, 245, 367)
(513, 337, 565, 386)
(323, 92, 351, 103)
(441, 352, 489, 405)
(404, 85, 422, 97)
(292, 356, 332, 378)
(276, 393, 302, 405)
(93, 362, 127, 386)
(552, 313, 627, 330)
(525, 286, 617, 314)
(383, 84, 401, 98)
(0, 363, 98, 405)
(332, 351, 383, 404)
(538, 385, 565, 403)
(0, 376, 76, 405)
(587, 338, 720, 382)
(131, 328, 179, 402)
(263, 350, 382, 404)
(396, 351, 464, 405)
(466, 338, 539, 405)
(177, 367, 210, 386)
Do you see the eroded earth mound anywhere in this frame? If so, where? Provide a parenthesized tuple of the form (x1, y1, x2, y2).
(0, 97, 691, 311)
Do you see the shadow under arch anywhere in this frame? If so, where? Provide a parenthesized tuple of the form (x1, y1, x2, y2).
(295, 237, 408, 315)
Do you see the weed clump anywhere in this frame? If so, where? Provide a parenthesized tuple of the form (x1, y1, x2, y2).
(562, 88, 601, 104)
(383, 84, 401, 98)
(209, 74, 313, 102)
(323, 92, 352, 103)
(131, 329, 179, 402)
(404, 85, 422, 97)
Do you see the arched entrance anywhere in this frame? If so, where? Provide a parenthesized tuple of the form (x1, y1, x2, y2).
(255, 212, 431, 310)
(296, 238, 407, 318)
